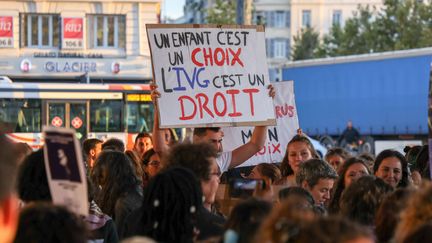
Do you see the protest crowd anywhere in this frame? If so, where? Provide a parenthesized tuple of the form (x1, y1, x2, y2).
(0, 25, 431, 243)
(0, 81, 431, 243)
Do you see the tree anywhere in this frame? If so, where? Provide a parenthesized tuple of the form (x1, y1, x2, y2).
(318, 6, 378, 57)
(317, 0, 432, 59)
(291, 27, 320, 60)
(206, 0, 236, 24)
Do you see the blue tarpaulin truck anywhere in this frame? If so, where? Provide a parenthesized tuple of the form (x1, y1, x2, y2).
(281, 48, 432, 154)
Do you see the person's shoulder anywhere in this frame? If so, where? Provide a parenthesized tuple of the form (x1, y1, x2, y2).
(196, 208, 225, 240)
(121, 207, 146, 239)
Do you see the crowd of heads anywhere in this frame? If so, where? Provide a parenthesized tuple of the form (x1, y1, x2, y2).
(1, 130, 432, 243)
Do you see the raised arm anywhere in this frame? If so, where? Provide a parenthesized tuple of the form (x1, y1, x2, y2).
(229, 126, 267, 169)
(150, 83, 169, 154)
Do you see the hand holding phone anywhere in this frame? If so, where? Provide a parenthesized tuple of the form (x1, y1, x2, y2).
(229, 178, 263, 198)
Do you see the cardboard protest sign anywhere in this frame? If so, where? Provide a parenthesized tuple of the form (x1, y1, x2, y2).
(146, 24, 276, 128)
(43, 126, 88, 216)
(222, 81, 299, 167)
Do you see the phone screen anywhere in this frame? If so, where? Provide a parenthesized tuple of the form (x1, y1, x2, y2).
(229, 178, 261, 198)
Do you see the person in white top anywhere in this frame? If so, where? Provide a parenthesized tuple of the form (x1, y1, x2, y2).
(150, 83, 275, 174)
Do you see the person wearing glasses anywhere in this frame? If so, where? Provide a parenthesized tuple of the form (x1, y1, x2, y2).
(141, 148, 162, 188)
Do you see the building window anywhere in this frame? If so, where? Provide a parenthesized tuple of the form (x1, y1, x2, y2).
(333, 10, 342, 26)
(302, 10, 311, 28)
(88, 15, 126, 49)
(261, 11, 290, 28)
(22, 14, 60, 48)
(274, 11, 286, 28)
(273, 39, 288, 58)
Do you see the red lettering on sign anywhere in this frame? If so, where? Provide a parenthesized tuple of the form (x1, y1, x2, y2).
(256, 143, 281, 155)
(275, 104, 295, 118)
(191, 47, 244, 67)
(213, 92, 227, 116)
(178, 95, 197, 120)
(178, 89, 259, 121)
(243, 88, 259, 116)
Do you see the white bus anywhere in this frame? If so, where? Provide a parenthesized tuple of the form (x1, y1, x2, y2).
(0, 81, 153, 149)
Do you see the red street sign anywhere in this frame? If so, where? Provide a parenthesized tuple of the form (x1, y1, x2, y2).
(51, 116, 63, 127)
(71, 117, 83, 129)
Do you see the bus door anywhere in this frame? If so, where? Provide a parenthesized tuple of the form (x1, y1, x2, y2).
(46, 101, 88, 141)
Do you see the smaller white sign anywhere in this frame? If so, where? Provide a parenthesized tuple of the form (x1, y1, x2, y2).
(222, 81, 299, 167)
(43, 126, 88, 216)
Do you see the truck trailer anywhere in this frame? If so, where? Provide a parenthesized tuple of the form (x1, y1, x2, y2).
(281, 48, 432, 154)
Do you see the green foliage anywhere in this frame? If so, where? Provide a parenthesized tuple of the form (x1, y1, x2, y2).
(295, 0, 432, 60)
(291, 27, 320, 60)
(206, 0, 236, 24)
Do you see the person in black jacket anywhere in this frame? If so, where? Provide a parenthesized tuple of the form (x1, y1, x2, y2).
(122, 167, 203, 243)
(338, 120, 360, 147)
(123, 143, 225, 242)
(90, 150, 142, 238)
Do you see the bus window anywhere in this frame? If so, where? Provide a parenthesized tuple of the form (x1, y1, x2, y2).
(90, 100, 122, 132)
(0, 99, 41, 132)
(126, 102, 153, 133)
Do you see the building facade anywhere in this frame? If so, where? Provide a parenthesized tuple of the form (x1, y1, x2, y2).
(0, 0, 160, 83)
(181, 0, 383, 80)
(183, 0, 208, 23)
(254, 0, 383, 80)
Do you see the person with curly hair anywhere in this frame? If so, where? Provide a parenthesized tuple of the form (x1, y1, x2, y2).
(14, 203, 88, 243)
(293, 216, 374, 243)
(253, 195, 317, 243)
(375, 188, 415, 243)
(340, 175, 392, 226)
(394, 183, 432, 243)
(122, 167, 203, 243)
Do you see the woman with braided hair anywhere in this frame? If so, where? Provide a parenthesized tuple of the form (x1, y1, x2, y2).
(122, 167, 203, 242)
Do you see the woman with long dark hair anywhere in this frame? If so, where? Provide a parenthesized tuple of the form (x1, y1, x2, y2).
(91, 150, 142, 237)
(374, 149, 409, 189)
(328, 157, 370, 214)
